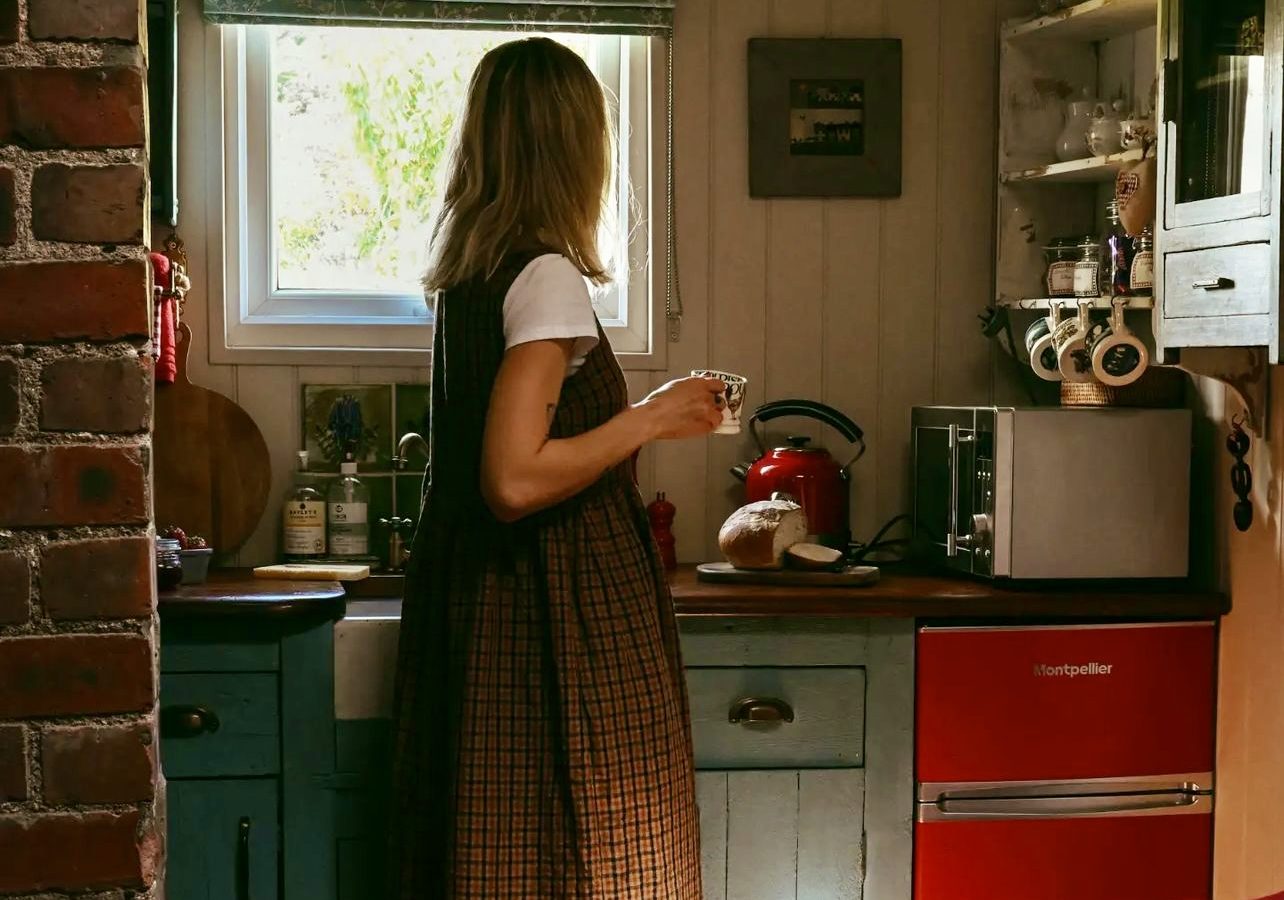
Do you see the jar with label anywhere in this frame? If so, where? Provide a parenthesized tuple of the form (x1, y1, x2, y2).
(1103, 199, 1134, 296)
(1073, 239, 1102, 298)
(282, 450, 326, 561)
(1130, 227, 1154, 294)
(156, 538, 183, 591)
(1043, 240, 1077, 298)
(327, 451, 370, 558)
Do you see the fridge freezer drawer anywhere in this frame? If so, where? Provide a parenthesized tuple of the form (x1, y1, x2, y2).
(917, 622, 1216, 783)
(914, 795, 1212, 900)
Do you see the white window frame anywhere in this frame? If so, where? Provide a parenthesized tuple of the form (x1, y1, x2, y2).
(209, 24, 669, 369)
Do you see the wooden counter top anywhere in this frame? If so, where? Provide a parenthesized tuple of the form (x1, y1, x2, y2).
(667, 566, 1229, 619)
(329, 566, 1227, 621)
(158, 570, 346, 619)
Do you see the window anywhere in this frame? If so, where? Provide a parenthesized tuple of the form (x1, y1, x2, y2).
(214, 24, 666, 365)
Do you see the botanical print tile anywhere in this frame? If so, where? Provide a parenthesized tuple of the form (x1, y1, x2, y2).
(393, 384, 430, 470)
(301, 384, 393, 472)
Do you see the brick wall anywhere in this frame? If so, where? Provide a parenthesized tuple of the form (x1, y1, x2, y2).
(0, 0, 162, 895)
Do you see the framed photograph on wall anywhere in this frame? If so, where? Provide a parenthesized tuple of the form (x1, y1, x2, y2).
(748, 38, 902, 198)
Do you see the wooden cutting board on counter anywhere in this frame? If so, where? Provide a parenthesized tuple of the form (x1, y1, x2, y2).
(696, 562, 880, 587)
(253, 563, 370, 582)
(154, 323, 272, 554)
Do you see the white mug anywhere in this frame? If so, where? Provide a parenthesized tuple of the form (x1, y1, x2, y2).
(1024, 311, 1063, 382)
(1085, 301, 1149, 386)
(691, 369, 748, 434)
(1053, 302, 1095, 383)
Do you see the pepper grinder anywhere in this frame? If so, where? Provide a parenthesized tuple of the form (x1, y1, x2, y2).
(646, 491, 677, 571)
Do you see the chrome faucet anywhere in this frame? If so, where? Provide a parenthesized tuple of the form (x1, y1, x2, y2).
(394, 432, 430, 471)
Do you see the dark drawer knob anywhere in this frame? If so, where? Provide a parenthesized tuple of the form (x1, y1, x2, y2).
(161, 705, 221, 738)
(729, 696, 795, 725)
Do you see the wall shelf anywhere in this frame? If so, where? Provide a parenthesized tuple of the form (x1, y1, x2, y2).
(998, 295, 1154, 310)
(1001, 149, 1145, 185)
(1002, 0, 1158, 44)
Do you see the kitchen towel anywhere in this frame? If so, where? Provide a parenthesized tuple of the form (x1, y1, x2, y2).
(150, 252, 178, 384)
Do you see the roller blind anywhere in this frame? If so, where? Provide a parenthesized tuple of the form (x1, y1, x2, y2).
(202, 0, 674, 35)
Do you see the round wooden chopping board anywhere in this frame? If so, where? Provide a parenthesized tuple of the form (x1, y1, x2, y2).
(153, 323, 272, 554)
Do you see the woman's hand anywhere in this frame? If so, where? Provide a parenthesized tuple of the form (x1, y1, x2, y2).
(636, 377, 726, 440)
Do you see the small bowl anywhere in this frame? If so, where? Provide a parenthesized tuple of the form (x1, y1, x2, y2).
(180, 548, 213, 585)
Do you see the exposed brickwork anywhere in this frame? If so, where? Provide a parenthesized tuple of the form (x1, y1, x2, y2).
(31, 164, 146, 244)
(0, 634, 153, 718)
(0, 0, 160, 892)
(42, 537, 152, 620)
(28, 0, 140, 42)
(1, 67, 146, 149)
(0, 260, 151, 342)
(41, 355, 151, 433)
(0, 724, 26, 800)
(0, 167, 14, 244)
(0, 811, 147, 892)
(0, 445, 148, 526)
(0, 355, 17, 434)
(42, 724, 155, 804)
(0, 0, 17, 43)
(0, 550, 30, 625)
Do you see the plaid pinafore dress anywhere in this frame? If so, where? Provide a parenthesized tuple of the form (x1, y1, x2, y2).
(390, 250, 702, 899)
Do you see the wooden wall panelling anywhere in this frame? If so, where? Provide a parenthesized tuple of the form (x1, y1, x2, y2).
(656, 0, 714, 562)
(704, 0, 771, 561)
(763, 0, 828, 451)
(825, 0, 887, 546)
(935, 0, 998, 409)
(1213, 367, 1284, 900)
(876, 0, 943, 527)
(233, 365, 299, 566)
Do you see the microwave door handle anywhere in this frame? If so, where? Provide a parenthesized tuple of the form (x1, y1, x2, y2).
(946, 424, 974, 557)
(920, 791, 1209, 823)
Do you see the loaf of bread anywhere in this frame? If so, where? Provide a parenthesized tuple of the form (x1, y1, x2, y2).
(718, 499, 808, 570)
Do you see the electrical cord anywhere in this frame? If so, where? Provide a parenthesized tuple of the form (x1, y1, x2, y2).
(848, 512, 912, 564)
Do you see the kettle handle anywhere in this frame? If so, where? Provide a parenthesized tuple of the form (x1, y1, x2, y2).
(748, 399, 867, 467)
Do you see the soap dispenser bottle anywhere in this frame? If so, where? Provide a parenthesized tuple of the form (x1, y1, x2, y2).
(282, 450, 326, 562)
(327, 448, 370, 558)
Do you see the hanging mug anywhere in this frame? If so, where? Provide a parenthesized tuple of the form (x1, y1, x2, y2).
(1053, 301, 1095, 383)
(1086, 299, 1149, 386)
(1024, 307, 1064, 382)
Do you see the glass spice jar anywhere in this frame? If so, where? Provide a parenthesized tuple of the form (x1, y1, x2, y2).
(1073, 238, 1102, 298)
(1104, 199, 1135, 296)
(156, 537, 183, 591)
(1043, 239, 1077, 298)
(1130, 227, 1154, 293)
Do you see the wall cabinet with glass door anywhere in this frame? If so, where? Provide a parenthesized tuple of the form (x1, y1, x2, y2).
(1155, 0, 1281, 361)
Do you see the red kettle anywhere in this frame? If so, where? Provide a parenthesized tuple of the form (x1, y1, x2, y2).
(730, 400, 866, 549)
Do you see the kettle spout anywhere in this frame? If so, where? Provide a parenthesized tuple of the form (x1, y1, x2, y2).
(730, 463, 750, 482)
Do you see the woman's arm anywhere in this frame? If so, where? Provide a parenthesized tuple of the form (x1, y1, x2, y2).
(481, 340, 724, 522)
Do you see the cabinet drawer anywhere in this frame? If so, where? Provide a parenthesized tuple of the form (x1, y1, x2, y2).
(1164, 243, 1271, 318)
(687, 667, 865, 769)
(161, 673, 280, 778)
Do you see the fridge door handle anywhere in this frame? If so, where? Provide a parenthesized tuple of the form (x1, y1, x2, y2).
(917, 774, 1215, 803)
(918, 790, 1211, 823)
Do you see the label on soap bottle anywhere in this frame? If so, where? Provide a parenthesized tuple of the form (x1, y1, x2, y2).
(328, 502, 369, 556)
(283, 502, 325, 555)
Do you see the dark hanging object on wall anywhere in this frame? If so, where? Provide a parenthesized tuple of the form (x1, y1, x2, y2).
(147, 0, 179, 225)
(1227, 417, 1253, 532)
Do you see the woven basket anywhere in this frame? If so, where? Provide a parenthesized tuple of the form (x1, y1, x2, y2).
(1059, 366, 1186, 408)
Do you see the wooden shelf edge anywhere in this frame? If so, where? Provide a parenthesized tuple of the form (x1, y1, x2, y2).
(1001, 149, 1144, 185)
(998, 295, 1154, 310)
(1002, 0, 1158, 43)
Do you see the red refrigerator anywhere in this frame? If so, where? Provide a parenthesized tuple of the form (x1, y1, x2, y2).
(915, 622, 1216, 900)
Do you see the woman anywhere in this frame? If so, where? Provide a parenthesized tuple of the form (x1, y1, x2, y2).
(390, 37, 724, 899)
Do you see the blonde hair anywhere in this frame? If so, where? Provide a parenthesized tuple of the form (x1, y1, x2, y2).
(423, 37, 612, 291)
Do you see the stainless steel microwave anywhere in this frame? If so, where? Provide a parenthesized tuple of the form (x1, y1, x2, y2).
(910, 406, 1191, 579)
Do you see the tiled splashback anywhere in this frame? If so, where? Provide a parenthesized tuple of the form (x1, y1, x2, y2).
(299, 383, 430, 568)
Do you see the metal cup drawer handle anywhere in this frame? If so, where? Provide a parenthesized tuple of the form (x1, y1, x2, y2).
(729, 696, 795, 725)
(1192, 276, 1234, 290)
(161, 704, 221, 738)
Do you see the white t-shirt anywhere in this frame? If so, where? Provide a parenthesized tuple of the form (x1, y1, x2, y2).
(503, 253, 600, 377)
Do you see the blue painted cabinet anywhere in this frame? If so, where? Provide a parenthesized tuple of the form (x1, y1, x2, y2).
(160, 613, 343, 900)
(167, 779, 280, 900)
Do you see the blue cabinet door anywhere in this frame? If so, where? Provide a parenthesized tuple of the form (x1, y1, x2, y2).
(167, 779, 280, 900)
